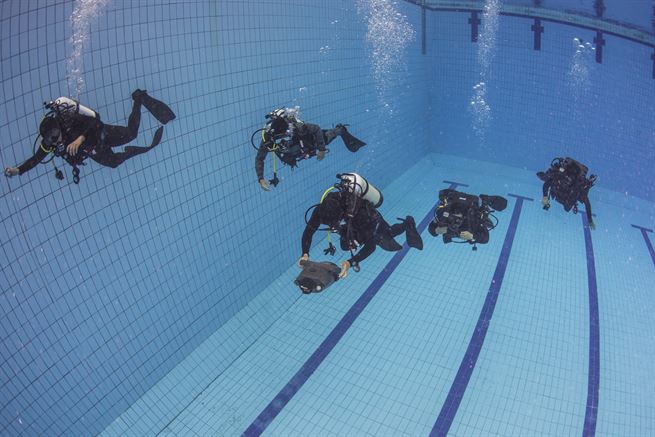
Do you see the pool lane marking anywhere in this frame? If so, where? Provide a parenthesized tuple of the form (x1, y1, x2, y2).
(582, 213, 600, 437)
(430, 193, 533, 437)
(631, 224, 655, 268)
(242, 181, 468, 436)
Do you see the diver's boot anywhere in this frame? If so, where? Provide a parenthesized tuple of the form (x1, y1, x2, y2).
(401, 216, 423, 250)
(132, 89, 147, 102)
(334, 123, 348, 135)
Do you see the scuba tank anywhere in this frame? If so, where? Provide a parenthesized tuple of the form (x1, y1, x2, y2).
(46, 97, 99, 119)
(337, 173, 383, 208)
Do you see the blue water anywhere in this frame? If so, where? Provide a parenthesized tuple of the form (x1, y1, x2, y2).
(1, 1, 654, 436)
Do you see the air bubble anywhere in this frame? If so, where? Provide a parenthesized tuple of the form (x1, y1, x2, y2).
(67, 0, 111, 97)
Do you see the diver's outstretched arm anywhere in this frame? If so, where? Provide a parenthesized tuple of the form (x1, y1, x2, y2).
(541, 180, 552, 209)
(6, 146, 50, 177)
(4, 167, 19, 177)
(255, 141, 270, 190)
(542, 179, 551, 198)
(348, 240, 376, 266)
(301, 207, 322, 256)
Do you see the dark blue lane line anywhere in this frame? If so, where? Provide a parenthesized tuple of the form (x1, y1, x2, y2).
(631, 224, 655, 268)
(430, 193, 533, 437)
(243, 182, 466, 436)
(582, 213, 600, 437)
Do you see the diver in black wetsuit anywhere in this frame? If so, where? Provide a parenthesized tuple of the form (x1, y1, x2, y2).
(4, 90, 175, 183)
(300, 173, 423, 278)
(428, 189, 507, 249)
(537, 157, 597, 229)
(254, 108, 366, 191)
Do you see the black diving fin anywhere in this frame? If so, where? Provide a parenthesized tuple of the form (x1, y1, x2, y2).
(401, 216, 423, 250)
(124, 126, 165, 155)
(295, 260, 341, 294)
(337, 124, 366, 153)
(135, 90, 176, 125)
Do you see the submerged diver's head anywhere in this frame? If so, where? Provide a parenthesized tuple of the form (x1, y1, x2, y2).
(265, 107, 301, 141)
(39, 117, 62, 148)
(319, 191, 350, 226)
(325, 191, 346, 214)
(331, 177, 363, 218)
(269, 116, 290, 138)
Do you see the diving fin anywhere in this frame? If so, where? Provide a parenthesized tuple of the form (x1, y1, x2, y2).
(295, 260, 341, 294)
(401, 216, 423, 250)
(337, 124, 366, 153)
(124, 126, 164, 155)
(134, 90, 176, 125)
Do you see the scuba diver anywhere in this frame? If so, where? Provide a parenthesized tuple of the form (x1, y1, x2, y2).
(428, 189, 507, 250)
(299, 173, 423, 285)
(253, 107, 366, 191)
(537, 157, 597, 229)
(4, 90, 175, 184)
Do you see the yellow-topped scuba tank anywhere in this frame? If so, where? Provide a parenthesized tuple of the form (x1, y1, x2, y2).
(337, 173, 383, 208)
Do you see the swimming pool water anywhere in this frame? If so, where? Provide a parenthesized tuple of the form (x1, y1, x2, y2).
(1, 1, 653, 436)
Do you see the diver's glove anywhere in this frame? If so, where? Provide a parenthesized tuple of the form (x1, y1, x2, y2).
(259, 178, 270, 191)
(589, 221, 596, 230)
(459, 231, 474, 241)
(4, 167, 19, 177)
(339, 260, 350, 279)
(316, 150, 326, 161)
(541, 196, 550, 210)
(298, 253, 309, 267)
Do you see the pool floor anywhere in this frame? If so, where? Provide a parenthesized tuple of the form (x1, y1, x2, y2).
(103, 154, 655, 437)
